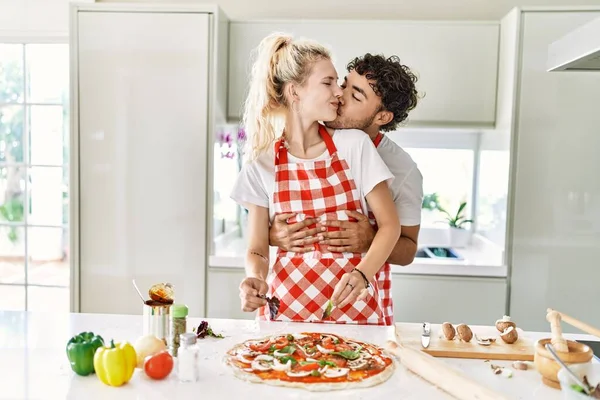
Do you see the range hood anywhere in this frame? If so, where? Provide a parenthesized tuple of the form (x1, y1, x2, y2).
(547, 16, 600, 71)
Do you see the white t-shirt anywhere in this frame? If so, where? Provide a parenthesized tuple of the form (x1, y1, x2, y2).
(376, 135, 424, 226)
(230, 129, 394, 221)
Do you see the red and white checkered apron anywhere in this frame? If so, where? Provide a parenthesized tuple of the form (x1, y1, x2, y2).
(257, 124, 385, 325)
(369, 132, 394, 326)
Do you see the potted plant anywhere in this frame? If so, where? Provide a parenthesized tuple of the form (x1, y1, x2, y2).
(438, 201, 474, 248)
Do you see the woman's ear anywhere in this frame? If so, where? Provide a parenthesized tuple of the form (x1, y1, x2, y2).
(285, 82, 300, 103)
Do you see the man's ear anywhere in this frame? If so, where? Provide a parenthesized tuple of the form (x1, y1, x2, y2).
(375, 110, 394, 127)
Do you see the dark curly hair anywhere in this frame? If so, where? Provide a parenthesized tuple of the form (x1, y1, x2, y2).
(347, 54, 419, 132)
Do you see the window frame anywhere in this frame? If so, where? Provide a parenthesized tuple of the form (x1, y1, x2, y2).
(0, 34, 70, 312)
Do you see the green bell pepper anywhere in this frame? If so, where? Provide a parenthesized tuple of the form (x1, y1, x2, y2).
(66, 332, 105, 376)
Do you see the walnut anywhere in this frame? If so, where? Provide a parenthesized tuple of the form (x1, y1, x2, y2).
(441, 322, 456, 340)
(456, 324, 473, 342)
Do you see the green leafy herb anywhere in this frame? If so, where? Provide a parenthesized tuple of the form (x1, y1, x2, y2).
(278, 355, 297, 365)
(333, 338, 340, 345)
(195, 321, 224, 339)
(321, 300, 334, 319)
(318, 359, 338, 368)
(571, 384, 585, 393)
(331, 348, 362, 360)
(278, 345, 296, 355)
(268, 345, 276, 354)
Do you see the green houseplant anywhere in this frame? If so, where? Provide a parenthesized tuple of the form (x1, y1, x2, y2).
(438, 201, 474, 248)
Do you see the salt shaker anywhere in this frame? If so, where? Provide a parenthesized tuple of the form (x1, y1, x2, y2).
(178, 332, 199, 382)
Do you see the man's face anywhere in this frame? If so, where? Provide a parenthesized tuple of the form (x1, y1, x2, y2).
(325, 70, 382, 131)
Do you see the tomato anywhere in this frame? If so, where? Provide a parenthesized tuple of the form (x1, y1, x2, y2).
(334, 344, 352, 352)
(249, 340, 272, 352)
(143, 350, 174, 380)
(273, 337, 289, 350)
(328, 356, 347, 368)
(321, 337, 335, 350)
(296, 363, 320, 371)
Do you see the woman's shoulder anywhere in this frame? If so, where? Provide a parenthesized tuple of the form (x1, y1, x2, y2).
(330, 128, 372, 146)
(241, 143, 276, 170)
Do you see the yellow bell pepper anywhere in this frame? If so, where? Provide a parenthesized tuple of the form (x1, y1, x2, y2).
(93, 339, 137, 387)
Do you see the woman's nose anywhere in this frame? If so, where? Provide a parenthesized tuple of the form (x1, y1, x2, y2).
(333, 84, 343, 98)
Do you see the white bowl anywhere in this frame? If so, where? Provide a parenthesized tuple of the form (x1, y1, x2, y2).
(557, 362, 600, 399)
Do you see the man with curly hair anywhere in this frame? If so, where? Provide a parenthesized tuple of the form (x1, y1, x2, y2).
(269, 54, 423, 324)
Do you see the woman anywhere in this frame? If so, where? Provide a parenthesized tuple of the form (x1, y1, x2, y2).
(230, 32, 400, 325)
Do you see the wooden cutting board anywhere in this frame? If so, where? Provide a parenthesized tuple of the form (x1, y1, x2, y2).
(395, 323, 535, 361)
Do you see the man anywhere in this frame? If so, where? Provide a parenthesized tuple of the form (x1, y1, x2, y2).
(268, 54, 424, 324)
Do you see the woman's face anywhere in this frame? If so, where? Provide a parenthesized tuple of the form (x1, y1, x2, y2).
(294, 58, 343, 122)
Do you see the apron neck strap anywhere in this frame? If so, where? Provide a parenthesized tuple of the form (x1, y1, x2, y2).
(275, 124, 338, 165)
(373, 132, 383, 148)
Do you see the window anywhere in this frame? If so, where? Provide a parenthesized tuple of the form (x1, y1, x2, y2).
(403, 147, 474, 228)
(0, 43, 69, 311)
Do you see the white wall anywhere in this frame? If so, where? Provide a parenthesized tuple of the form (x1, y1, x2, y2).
(0, 0, 72, 37)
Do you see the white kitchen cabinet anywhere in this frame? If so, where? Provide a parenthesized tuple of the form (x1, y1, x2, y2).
(207, 268, 252, 320)
(71, 3, 228, 316)
(392, 275, 507, 325)
(228, 21, 499, 127)
(499, 9, 600, 333)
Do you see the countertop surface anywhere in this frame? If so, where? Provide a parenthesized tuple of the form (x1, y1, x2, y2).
(1, 311, 594, 399)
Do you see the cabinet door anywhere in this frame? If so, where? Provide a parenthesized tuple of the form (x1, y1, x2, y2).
(228, 21, 499, 126)
(392, 275, 507, 324)
(77, 11, 210, 316)
(508, 11, 600, 333)
(207, 268, 253, 320)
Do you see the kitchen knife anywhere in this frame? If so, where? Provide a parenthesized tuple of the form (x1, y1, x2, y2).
(421, 322, 431, 348)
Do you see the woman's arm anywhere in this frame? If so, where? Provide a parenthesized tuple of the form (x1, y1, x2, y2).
(331, 181, 400, 308)
(239, 204, 270, 312)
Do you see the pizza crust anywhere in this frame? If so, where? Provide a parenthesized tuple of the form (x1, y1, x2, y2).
(223, 333, 396, 392)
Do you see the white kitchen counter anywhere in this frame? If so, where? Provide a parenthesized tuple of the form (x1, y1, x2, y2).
(1, 311, 596, 399)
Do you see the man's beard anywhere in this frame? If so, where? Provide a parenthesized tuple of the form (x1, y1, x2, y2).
(325, 109, 378, 131)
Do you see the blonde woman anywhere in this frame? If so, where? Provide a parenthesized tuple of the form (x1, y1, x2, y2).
(230, 33, 400, 325)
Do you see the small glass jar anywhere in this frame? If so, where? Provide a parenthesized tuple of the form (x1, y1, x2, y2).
(169, 304, 188, 357)
(178, 332, 199, 382)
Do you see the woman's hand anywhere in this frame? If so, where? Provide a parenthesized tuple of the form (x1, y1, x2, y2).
(239, 277, 269, 312)
(330, 270, 369, 309)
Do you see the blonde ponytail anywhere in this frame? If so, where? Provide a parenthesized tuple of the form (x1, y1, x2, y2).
(242, 32, 331, 160)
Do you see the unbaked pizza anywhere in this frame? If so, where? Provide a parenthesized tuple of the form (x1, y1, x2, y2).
(223, 332, 395, 391)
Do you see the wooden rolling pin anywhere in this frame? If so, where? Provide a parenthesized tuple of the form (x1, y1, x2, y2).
(546, 309, 569, 352)
(386, 328, 509, 400)
(547, 308, 600, 339)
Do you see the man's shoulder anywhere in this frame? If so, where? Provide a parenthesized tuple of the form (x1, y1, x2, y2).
(378, 135, 418, 171)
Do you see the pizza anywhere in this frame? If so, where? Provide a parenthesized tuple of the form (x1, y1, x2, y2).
(223, 332, 395, 391)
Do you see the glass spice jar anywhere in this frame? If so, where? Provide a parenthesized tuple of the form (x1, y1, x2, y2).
(169, 304, 188, 357)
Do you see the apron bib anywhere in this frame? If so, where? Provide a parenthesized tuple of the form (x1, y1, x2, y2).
(258, 125, 385, 325)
